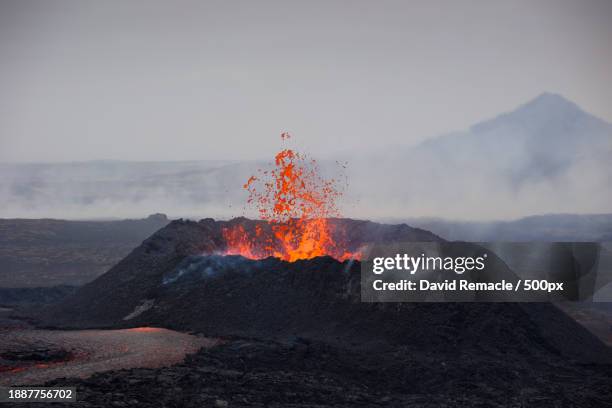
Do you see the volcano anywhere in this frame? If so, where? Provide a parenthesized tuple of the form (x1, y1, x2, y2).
(44, 217, 439, 328)
(35, 217, 612, 406)
(44, 218, 610, 361)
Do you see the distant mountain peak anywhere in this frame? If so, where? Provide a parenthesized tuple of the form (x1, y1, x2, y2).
(531, 91, 571, 103)
(470, 92, 602, 134)
(518, 92, 582, 114)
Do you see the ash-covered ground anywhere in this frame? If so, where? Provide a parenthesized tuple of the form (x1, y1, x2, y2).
(11, 218, 612, 406)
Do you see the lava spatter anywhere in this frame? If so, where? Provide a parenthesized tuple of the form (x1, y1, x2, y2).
(223, 133, 358, 262)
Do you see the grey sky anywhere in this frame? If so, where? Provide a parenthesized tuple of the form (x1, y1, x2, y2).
(1, 0, 611, 162)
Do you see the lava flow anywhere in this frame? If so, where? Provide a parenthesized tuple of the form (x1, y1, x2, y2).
(223, 133, 359, 262)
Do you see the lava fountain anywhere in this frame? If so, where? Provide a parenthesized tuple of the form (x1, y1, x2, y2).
(223, 133, 360, 261)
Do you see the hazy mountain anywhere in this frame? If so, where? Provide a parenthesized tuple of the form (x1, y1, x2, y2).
(417, 92, 611, 186)
(347, 93, 612, 219)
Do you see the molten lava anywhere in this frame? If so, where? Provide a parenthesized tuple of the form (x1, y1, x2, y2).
(223, 133, 359, 262)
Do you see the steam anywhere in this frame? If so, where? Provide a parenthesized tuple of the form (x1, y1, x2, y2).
(0, 149, 610, 221)
(162, 255, 259, 285)
(0, 161, 256, 220)
(344, 145, 612, 220)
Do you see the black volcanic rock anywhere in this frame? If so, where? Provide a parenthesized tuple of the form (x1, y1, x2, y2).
(31, 337, 612, 407)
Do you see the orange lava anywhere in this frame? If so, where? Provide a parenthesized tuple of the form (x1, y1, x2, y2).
(126, 327, 163, 333)
(0, 366, 26, 373)
(223, 133, 359, 262)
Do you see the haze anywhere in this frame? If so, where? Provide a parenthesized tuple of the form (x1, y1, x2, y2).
(1, 0, 611, 163)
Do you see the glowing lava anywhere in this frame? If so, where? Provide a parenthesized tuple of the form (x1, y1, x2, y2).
(223, 133, 359, 262)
